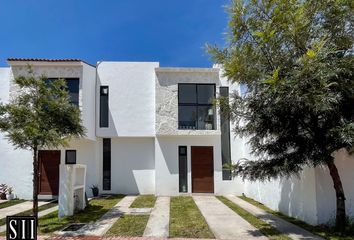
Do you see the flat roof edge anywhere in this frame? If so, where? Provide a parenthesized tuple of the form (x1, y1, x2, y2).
(155, 67, 219, 73)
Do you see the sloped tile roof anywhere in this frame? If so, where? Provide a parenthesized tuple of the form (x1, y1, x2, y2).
(7, 58, 95, 67)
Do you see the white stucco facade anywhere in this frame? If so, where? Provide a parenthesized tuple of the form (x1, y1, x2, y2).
(0, 67, 33, 200)
(96, 61, 158, 137)
(0, 58, 353, 226)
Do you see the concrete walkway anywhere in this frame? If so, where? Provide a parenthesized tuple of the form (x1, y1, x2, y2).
(226, 196, 324, 240)
(193, 196, 268, 240)
(143, 196, 170, 238)
(65, 196, 137, 237)
(0, 205, 58, 233)
(29, 237, 216, 240)
(0, 201, 50, 218)
(0, 200, 8, 204)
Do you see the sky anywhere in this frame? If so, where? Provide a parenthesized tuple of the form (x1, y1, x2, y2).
(0, 0, 230, 67)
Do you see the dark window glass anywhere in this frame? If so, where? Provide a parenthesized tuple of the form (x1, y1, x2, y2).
(178, 106, 197, 129)
(220, 87, 231, 180)
(66, 79, 79, 106)
(197, 85, 215, 104)
(179, 146, 188, 192)
(178, 84, 196, 104)
(178, 84, 215, 130)
(103, 138, 111, 190)
(65, 150, 76, 164)
(100, 86, 109, 128)
(46, 78, 79, 106)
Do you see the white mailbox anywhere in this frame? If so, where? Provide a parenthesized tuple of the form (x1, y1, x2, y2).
(58, 164, 87, 218)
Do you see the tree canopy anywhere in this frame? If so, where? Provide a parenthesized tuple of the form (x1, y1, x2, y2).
(209, 0, 353, 231)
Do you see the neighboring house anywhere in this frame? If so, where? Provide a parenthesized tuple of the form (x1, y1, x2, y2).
(0, 58, 353, 225)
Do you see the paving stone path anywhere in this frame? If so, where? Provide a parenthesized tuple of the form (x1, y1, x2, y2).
(226, 196, 324, 240)
(193, 196, 268, 240)
(1, 237, 213, 240)
(0, 204, 58, 233)
(143, 196, 170, 238)
(61, 196, 138, 237)
(0, 201, 50, 218)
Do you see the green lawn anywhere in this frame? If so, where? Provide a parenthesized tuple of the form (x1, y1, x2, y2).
(217, 196, 291, 240)
(239, 195, 354, 240)
(130, 195, 156, 208)
(169, 196, 214, 239)
(38, 194, 124, 234)
(0, 202, 57, 226)
(0, 199, 26, 209)
(105, 215, 149, 237)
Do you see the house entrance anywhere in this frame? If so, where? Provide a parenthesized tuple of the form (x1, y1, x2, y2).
(191, 146, 214, 193)
(38, 150, 60, 195)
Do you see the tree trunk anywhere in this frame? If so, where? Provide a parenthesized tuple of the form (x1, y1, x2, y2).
(327, 160, 346, 232)
(32, 146, 39, 220)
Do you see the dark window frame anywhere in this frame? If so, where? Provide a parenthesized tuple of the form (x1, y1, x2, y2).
(178, 83, 216, 130)
(220, 87, 232, 180)
(102, 138, 111, 190)
(65, 150, 77, 164)
(100, 86, 109, 128)
(178, 146, 188, 193)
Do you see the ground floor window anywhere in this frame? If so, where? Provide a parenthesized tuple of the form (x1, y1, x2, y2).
(65, 150, 76, 164)
(179, 146, 188, 192)
(103, 138, 111, 190)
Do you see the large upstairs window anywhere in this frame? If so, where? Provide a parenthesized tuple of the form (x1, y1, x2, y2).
(178, 84, 215, 130)
(47, 78, 79, 106)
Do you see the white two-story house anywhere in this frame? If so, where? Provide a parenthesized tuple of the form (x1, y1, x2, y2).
(0, 58, 243, 199)
(1, 58, 353, 225)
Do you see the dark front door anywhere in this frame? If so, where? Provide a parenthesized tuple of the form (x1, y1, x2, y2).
(38, 150, 60, 195)
(191, 146, 214, 193)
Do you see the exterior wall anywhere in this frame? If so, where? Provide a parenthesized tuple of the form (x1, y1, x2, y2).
(96, 62, 159, 137)
(0, 67, 33, 199)
(100, 137, 155, 195)
(80, 63, 97, 140)
(155, 135, 243, 196)
(155, 68, 221, 136)
(315, 149, 354, 224)
(57, 139, 100, 197)
(8, 63, 96, 140)
(243, 167, 318, 225)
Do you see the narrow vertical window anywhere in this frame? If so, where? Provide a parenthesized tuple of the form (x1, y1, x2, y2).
(103, 138, 111, 190)
(100, 86, 109, 128)
(66, 78, 80, 106)
(220, 87, 232, 180)
(179, 146, 188, 192)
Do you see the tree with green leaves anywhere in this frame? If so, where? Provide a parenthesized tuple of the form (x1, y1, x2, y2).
(209, 0, 353, 232)
(0, 69, 85, 219)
